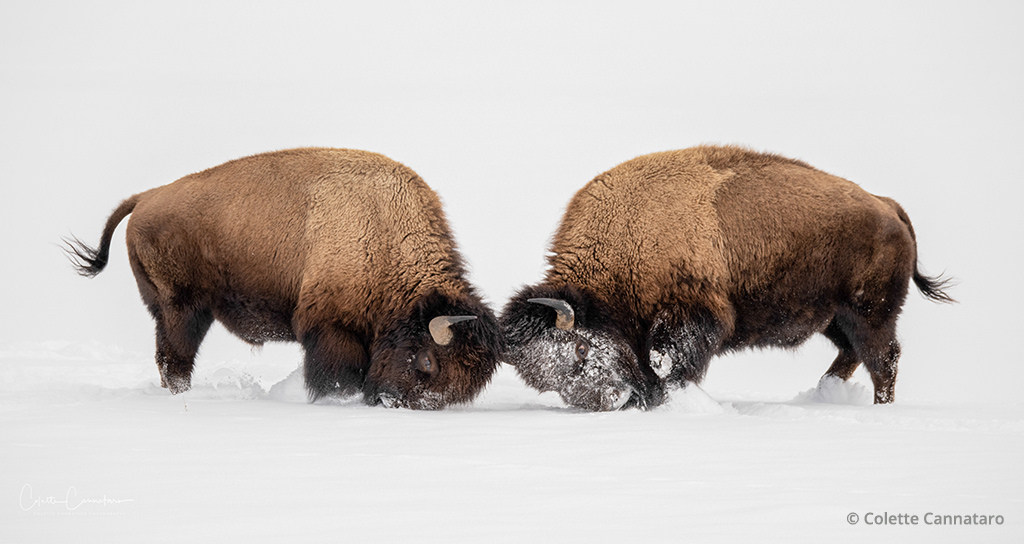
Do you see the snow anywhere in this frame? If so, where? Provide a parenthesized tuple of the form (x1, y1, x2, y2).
(649, 349, 673, 379)
(794, 375, 874, 406)
(3, 1, 1023, 541)
(4, 342, 1021, 543)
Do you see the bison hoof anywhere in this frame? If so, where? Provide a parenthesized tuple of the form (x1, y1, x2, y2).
(163, 375, 192, 395)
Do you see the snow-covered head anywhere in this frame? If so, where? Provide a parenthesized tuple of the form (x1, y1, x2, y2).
(501, 285, 657, 411)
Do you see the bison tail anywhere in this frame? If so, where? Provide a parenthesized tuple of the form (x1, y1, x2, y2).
(881, 196, 956, 304)
(913, 268, 956, 304)
(63, 194, 141, 277)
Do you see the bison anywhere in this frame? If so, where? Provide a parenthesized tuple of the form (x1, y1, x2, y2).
(65, 148, 503, 409)
(501, 145, 953, 410)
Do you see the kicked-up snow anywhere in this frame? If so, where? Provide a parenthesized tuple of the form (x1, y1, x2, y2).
(3, 341, 1021, 543)
(794, 375, 874, 406)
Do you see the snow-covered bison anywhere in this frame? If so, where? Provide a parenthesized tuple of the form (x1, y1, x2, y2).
(501, 145, 952, 410)
(66, 148, 503, 409)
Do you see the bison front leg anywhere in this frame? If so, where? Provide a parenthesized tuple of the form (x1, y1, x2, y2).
(646, 308, 725, 387)
(299, 325, 369, 402)
(151, 304, 214, 394)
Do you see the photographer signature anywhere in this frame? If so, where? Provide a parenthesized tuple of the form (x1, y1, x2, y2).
(20, 484, 134, 511)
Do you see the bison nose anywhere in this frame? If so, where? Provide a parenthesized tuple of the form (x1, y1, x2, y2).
(621, 389, 644, 410)
(608, 386, 637, 411)
(378, 392, 400, 409)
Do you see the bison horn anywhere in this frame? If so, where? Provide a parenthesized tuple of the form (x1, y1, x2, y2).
(527, 298, 575, 330)
(428, 315, 478, 346)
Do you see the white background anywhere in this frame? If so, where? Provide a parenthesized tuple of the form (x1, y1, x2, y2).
(3, 1, 1022, 541)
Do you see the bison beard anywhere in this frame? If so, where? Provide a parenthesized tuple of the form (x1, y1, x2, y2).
(501, 145, 954, 410)
(65, 148, 504, 409)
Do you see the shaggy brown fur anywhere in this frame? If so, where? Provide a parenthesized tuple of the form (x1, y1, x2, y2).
(65, 148, 503, 409)
(502, 145, 952, 409)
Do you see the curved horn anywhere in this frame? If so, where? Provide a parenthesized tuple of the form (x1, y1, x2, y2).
(527, 298, 575, 330)
(428, 315, 478, 346)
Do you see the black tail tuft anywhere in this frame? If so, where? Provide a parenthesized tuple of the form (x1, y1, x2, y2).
(913, 269, 956, 304)
(62, 235, 109, 277)
(63, 194, 142, 279)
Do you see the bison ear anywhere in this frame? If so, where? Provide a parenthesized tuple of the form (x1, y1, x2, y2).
(428, 315, 478, 346)
(527, 298, 575, 330)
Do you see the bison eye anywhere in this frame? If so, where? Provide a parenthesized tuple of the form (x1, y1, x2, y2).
(415, 349, 438, 377)
(575, 340, 589, 361)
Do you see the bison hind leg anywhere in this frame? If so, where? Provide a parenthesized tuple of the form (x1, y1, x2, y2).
(150, 303, 214, 394)
(862, 334, 900, 404)
(821, 318, 861, 381)
(300, 326, 369, 402)
(821, 314, 899, 404)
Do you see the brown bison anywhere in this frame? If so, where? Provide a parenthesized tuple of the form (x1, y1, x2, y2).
(501, 145, 952, 410)
(65, 148, 503, 409)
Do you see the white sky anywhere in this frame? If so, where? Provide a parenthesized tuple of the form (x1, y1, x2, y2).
(2, 0, 1021, 402)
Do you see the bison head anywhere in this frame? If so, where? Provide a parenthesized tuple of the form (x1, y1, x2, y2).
(364, 290, 504, 409)
(501, 285, 660, 411)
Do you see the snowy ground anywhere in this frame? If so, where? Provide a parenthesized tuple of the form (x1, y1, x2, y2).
(4, 340, 1021, 543)
(3, 2, 1022, 542)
